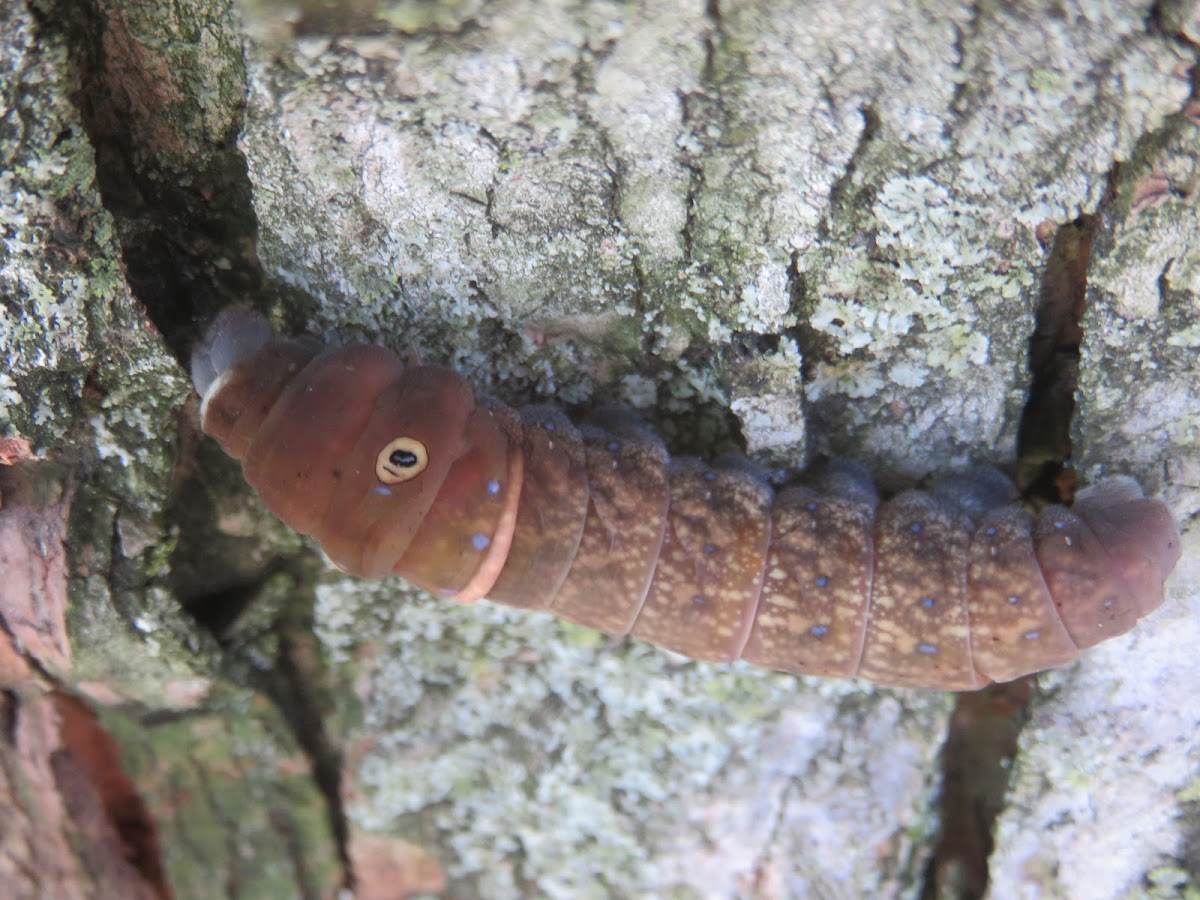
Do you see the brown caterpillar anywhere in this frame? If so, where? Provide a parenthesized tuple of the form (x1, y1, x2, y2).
(190, 308, 1181, 690)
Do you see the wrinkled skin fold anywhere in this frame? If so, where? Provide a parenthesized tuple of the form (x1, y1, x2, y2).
(191, 308, 1182, 691)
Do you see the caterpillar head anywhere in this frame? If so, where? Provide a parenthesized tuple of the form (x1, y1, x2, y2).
(190, 309, 521, 594)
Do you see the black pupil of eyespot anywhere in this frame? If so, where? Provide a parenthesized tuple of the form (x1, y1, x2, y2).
(389, 449, 418, 467)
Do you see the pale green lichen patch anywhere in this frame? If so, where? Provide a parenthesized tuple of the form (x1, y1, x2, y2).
(1143, 867, 1196, 900)
(1166, 323, 1200, 347)
(377, 0, 489, 33)
(313, 573, 950, 897)
(784, 1, 1190, 476)
(796, 160, 1037, 475)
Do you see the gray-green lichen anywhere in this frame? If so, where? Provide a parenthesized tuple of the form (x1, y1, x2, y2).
(0, 25, 119, 439)
(789, 0, 1192, 479)
(315, 574, 949, 898)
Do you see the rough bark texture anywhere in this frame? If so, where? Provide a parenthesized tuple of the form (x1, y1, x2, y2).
(1, 0, 1197, 898)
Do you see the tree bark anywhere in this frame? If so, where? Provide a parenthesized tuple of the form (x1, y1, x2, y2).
(1, 0, 1197, 897)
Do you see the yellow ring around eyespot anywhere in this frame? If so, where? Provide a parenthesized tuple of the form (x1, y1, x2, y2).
(375, 437, 429, 485)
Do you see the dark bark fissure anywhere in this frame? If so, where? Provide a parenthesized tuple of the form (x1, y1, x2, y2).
(920, 680, 1033, 900)
(1014, 217, 1095, 500)
(37, 0, 269, 354)
(36, 0, 355, 892)
(257, 598, 352, 899)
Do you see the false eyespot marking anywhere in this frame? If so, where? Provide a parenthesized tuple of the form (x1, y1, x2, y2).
(191, 307, 1183, 691)
(376, 437, 429, 484)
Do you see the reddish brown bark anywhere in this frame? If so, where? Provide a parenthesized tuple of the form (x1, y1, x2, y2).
(0, 463, 169, 899)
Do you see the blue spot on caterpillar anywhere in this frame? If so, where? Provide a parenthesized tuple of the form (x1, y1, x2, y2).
(190, 307, 1183, 691)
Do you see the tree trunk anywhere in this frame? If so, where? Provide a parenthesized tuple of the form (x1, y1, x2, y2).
(1, 0, 1197, 897)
